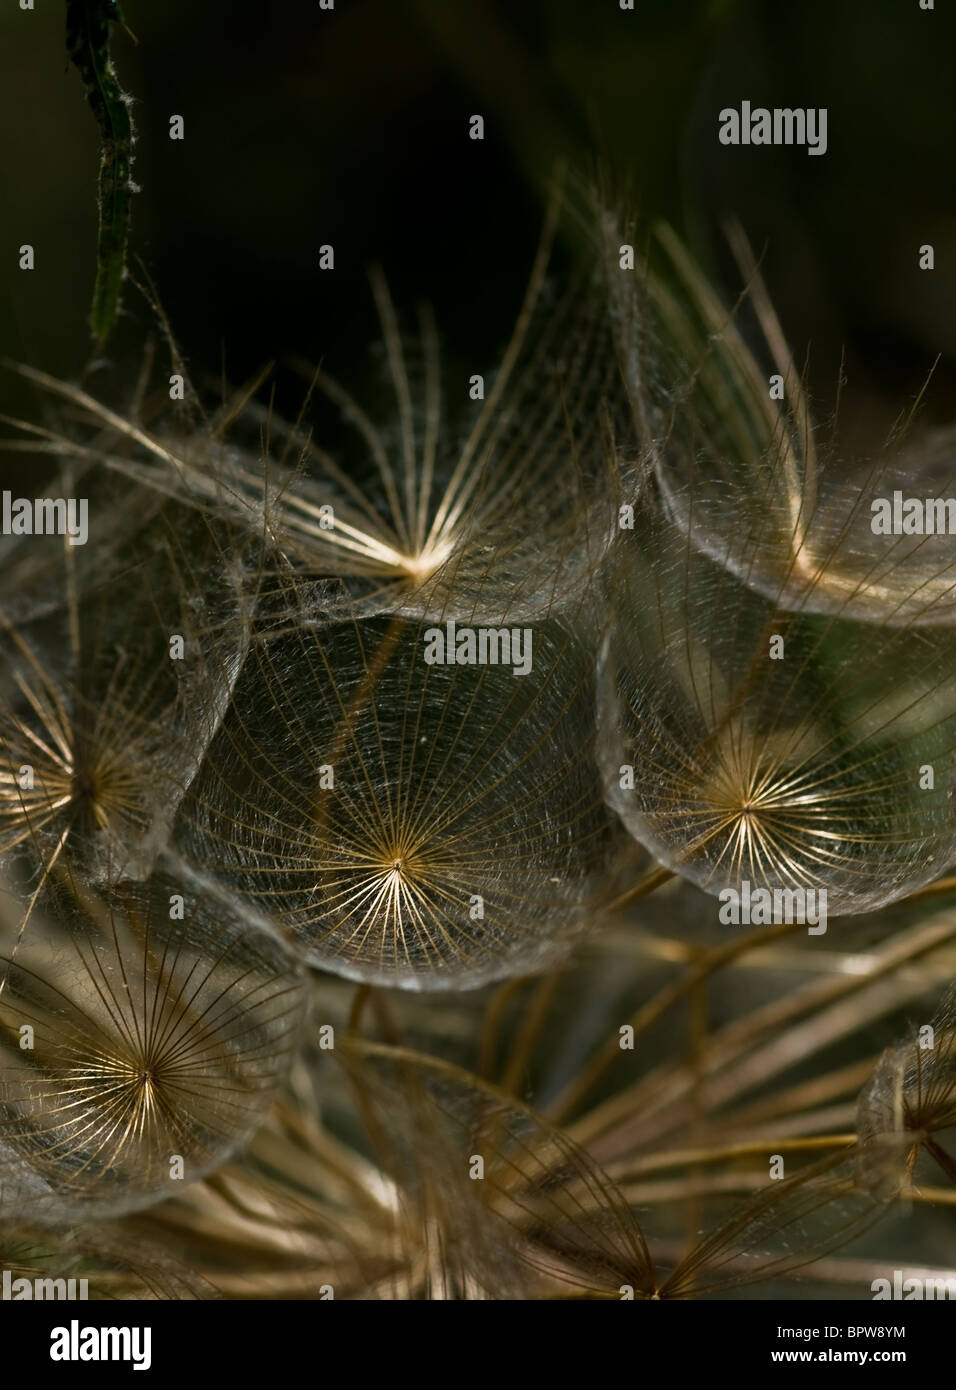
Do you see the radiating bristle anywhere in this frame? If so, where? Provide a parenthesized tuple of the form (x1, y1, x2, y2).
(0, 861, 306, 1225)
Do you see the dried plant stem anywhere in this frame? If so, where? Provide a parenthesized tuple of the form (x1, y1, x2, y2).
(580, 911, 956, 1161)
(548, 917, 811, 1126)
(603, 863, 674, 913)
(477, 976, 527, 1079)
(611, 1133, 857, 1181)
(500, 969, 564, 1095)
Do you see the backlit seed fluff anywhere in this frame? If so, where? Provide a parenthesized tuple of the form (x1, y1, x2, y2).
(0, 863, 306, 1224)
(174, 591, 618, 989)
(597, 498, 956, 916)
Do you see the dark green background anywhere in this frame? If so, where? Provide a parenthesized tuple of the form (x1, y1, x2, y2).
(2, 0, 954, 444)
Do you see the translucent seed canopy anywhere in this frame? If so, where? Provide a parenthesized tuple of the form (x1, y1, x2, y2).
(657, 415, 956, 631)
(606, 216, 956, 628)
(267, 260, 624, 624)
(0, 1219, 218, 1299)
(335, 1039, 654, 1299)
(0, 500, 252, 891)
(856, 981, 956, 1195)
(175, 594, 617, 989)
(332, 1042, 892, 1300)
(598, 500, 956, 916)
(5, 194, 630, 628)
(0, 863, 306, 1224)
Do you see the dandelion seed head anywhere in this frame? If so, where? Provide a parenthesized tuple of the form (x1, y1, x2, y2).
(175, 595, 617, 990)
(0, 864, 306, 1224)
(599, 502, 956, 912)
